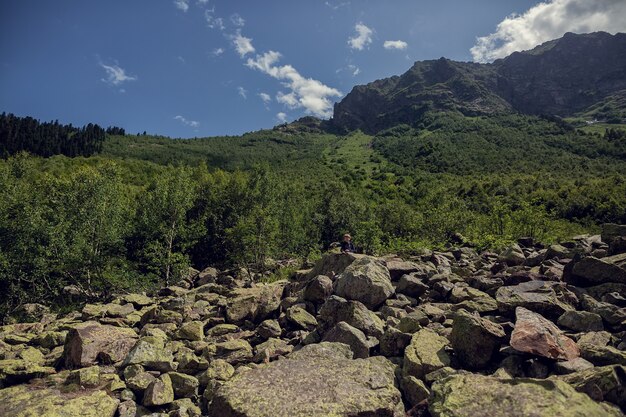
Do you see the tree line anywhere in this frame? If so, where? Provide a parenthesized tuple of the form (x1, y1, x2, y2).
(0, 113, 124, 158)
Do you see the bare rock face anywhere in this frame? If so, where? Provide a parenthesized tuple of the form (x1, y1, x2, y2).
(208, 342, 403, 417)
(334, 257, 394, 310)
(510, 307, 579, 361)
(64, 321, 138, 368)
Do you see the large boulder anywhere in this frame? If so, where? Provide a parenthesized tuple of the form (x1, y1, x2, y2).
(306, 252, 362, 279)
(557, 310, 603, 332)
(565, 253, 626, 286)
(225, 283, 285, 324)
(208, 342, 403, 417)
(318, 296, 384, 338)
(429, 374, 622, 417)
(499, 244, 526, 266)
(64, 321, 138, 368)
(303, 275, 333, 304)
(143, 373, 174, 407)
(403, 328, 450, 380)
(510, 307, 579, 361)
(495, 281, 575, 319)
(122, 337, 176, 372)
(322, 322, 370, 359)
(449, 309, 506, 370)
(0, 384, 118, 417)
(334, 257, 394, 310)
(0, 359, 56, 387)
(558, 365, 626, 411)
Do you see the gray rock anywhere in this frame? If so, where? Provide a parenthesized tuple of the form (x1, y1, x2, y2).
(318, 296, 384, 338)
(396, 274, 429, 298)
(557, 310, 604, 332)
(322, 322, 370, 359)
(303, 275, 333, 304)
(565, 253, 626, 286)
(208, 342, 403, 417)
(495, 281, 575, 319)
(449, 309, 506, 370)
(334, 257, 394, 310)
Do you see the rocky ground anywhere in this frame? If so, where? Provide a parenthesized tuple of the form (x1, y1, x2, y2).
(1, 225, 626, 417)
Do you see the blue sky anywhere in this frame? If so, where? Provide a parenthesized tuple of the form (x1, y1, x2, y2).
(1, 0, 624, 138)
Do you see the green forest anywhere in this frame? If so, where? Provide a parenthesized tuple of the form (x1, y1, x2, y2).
(1, 112, 626, 319)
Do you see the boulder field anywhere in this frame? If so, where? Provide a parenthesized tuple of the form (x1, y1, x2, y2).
(1, 224, 626, 416)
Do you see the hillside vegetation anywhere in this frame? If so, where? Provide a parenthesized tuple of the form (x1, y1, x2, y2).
(2, 110, 626, 318)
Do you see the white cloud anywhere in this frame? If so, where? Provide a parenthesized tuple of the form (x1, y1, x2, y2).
(204, 9, 225, 30)
(174, 115, 199, 128)
(471, 0, 626, 62)
(246, 51, 342, 118)
(348, 22, 373, 50)
(348, 64, 360, 76)
(230, 13, 245, 27)
(232, 31, 255, 57)
(173, 0, 189, 12)
(259, 92, 271, 103)
(197, 0, 209, 4)
(237, 86, 247, 99)
(325, 1, 350, 10)
(99, 62, 137, 86)
(384, 40, 408, 50)
(212, 47, 225, 56)
(277, 112, 288, 123)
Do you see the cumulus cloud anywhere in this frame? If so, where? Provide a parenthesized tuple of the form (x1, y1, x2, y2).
(471, 0, 626, 62)
(230, 13, 245, 27)
(277, 112, 288, 123)
(174, 115, 199, 128)
(259, 92, 271, 103)
(237, 86, 247, 99)
(232, 31, 255, 57)
(174, 0, 189, 12)
(246, 51, 342, 118)
(384, 40, 408, 50)
(348, 23, 373, 50)
(99, 62, 137, 86)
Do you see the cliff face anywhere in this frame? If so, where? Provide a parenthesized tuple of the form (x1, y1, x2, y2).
(331, 32, 626, 134)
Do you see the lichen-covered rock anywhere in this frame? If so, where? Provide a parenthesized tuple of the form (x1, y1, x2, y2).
(303, 275, 333, 304)
(401, 375, 430, 407)
(495, 281, 575, 319)
(510, 307, 579, 361)
(499, 244, 526, 266)
(565, 253, 626, 286)
(396, 274, 429, 298)
(334, 257, 394, 310)
(225, 283, 285, 324)
(122, 337, 176, 372)
(67, 365, 100, 388)
(197, 359, 234, 388)
(449, 309, 505, 370)
(285, 306, 318, 331)
(318, 295, 384, 338)
(558, 365, 626, 411)
(429, 374, 623, 417)
(211, 339, 253, 365)
(208, 342, 403, 417)
(169, 372, 199, 398)
(64, 321, 138, 368)
(175, 321, 204, 341)
(578, 342, 626, 366)
(557, 310, 604, 332)
(143, 373, 174, 407)
(256, 319, 282, 339)
(0, 359, 56, 387)
(449, 287, 498, 313)
(0, 384, 118, 417)
(321, 322, 370, 359)
(403, 328, 450, 380)
(306, 252, 361, 280)
(252, 338, 293, 363)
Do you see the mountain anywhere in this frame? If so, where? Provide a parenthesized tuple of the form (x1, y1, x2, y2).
(331, 32, 626, 134)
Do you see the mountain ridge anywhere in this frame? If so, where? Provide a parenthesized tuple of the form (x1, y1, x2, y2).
(330, 31, 626, 134)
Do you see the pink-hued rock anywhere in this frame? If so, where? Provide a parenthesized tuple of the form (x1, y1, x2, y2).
(510, 307, 580, 361)
(64, 321, 138, 368)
